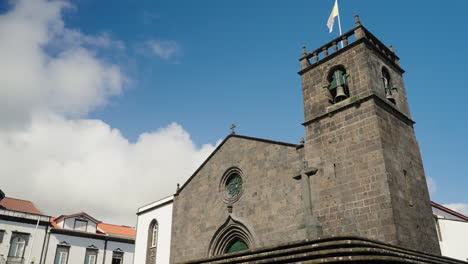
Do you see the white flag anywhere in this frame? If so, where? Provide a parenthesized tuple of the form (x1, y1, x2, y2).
(327, 0, 339, 33)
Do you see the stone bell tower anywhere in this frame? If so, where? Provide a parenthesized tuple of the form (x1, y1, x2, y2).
(299, 15, 440, 254)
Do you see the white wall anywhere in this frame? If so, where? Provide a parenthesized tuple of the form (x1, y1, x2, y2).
(106, 241, 134, 264)
(44, 233, 134, 264)
(0, 211, 49, 264)
(134, 196, 173, 264)
(437, 218, 468, 261)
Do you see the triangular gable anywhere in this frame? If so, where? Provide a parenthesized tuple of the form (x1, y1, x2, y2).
(54, 211, 101, 224)
(176, 134, 301, 194)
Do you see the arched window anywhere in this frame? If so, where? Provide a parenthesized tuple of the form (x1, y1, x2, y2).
(146, 220, 158, 264)
(8, 236, 26, 257)
(327, 66, 349, 104)
(382, 67, 396, 104)
(151, 222, 158, 247)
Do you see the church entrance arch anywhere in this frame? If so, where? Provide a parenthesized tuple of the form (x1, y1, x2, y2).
(208, 216, 254, 256)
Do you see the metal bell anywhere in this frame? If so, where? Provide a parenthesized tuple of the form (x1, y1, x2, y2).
(385, 89, 396, 104)
(334, 85, 347, 102)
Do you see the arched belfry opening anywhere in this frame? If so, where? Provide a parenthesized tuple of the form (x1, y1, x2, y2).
(326, 65, 349, 104)
(382, 66, 396, 104)
(208, 216, 254, 256)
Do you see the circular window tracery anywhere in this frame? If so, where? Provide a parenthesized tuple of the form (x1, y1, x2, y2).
(220, 167, 244, 204)
(226, 173, 242, 198)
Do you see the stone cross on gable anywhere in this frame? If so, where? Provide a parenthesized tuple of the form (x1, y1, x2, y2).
(230, 124, 236, 134)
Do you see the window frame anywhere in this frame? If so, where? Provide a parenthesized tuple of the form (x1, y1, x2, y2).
(74, 219, 88, 232)
(146, 219, 158, 264)
(151, 223, 158, 248)
(84, 248, 98, 264)
(8, 235, 27, 258)
(54, 245, 70, 264)
(111, 251, 124, 264)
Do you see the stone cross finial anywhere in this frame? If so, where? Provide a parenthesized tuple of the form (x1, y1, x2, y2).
(230, 124, 236, 134)
(354, 14, 361, 26)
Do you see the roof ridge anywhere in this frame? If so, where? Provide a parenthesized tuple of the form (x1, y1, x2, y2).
(231, 134, 299, 148)
(3, 197, 35, 203)
(99, 222, 134, 228)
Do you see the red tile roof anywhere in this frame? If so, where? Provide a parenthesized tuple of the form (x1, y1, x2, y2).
(98, 223, 136, 238)
(50, 217, 60, 228)
(50, 215, 135, 238)
(0, 197, 44, 215)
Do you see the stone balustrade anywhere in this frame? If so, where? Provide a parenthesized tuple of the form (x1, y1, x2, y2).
(300, 15, 400, 70)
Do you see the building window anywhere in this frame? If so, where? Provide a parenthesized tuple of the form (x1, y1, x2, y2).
(220, 167, 244, 204)
(84, 249, 98, 264)
(226, 173, 242, 198)
(54, 246, 70, 264)
(327, 66, 349, 104)
(146, 220, 158, 264)
(0, 230, 4, 243)
(151, 223, 158, 248)
(8, 236, 27, 258)
(112, 251, 124, 264)
(74, 219, 88, 232)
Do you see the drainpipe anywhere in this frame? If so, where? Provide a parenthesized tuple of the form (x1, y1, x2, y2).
(27, 217, 41, 264)
(102, 238, 108, 264)
(39, 223, 49, 264)
(41, 228, 52, 264)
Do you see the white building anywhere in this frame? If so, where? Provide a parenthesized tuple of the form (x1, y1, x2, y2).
(432, 202, 468, 261)
(0, 190, 136, 264)
(0, 192, 50, 264)
(43, 212, 135, 264)
(133, 196, 173, 264)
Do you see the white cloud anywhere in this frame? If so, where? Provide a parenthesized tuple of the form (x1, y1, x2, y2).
(0, 114, 215, 225)
(443, 203, 468, 216)
(146, 39, 183, 61)
(427, 177, 437, 194)
(0, 0, 124, 129)
(0, 0, 216, 226)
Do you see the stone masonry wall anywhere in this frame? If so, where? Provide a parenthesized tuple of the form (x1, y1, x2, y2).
(375, 99, 441, 254)
(305, 100, 397, 244)
(170, 136, 305, 263)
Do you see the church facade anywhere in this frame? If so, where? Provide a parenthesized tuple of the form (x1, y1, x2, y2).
(169, 15, 440, 263)
(136, 16, 468, 264)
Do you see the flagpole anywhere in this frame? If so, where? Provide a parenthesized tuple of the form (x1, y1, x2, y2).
(336, 0, 344, 48)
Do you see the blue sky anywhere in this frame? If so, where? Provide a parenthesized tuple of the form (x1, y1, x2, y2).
(84, 1, 467, 203)
(1, 0, 467, 223)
